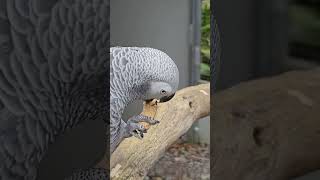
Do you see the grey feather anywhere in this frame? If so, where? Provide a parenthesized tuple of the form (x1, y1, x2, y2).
(0, 0, 108, 179)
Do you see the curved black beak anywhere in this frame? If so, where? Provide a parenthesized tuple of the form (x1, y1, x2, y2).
(159, 93, 175, 103)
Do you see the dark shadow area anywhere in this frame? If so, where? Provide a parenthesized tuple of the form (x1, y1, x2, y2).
(37, 118, 107, 180)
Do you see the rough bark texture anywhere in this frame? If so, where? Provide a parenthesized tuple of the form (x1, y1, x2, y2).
(211, 68, 320, 180)
(109, 83, 210, 180)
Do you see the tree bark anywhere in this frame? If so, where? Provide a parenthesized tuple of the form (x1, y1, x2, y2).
(211, 68, 320, 180)
(105, 83, 210, 179)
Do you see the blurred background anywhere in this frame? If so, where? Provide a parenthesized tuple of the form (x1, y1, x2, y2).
(215, 0, 320, 91)
(215, 0, 320, 179)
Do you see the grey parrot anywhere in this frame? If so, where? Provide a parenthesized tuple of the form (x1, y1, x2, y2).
(0, 0, 108, 179)
(110, 47, 179, 153)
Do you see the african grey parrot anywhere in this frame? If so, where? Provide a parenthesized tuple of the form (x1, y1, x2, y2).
(0, 0, 108, 179)
(110, 47, 179, 153)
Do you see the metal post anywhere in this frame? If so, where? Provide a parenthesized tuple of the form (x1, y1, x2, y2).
(190, 0, 202, 85)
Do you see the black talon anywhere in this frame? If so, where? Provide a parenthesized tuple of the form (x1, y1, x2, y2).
(131, 130, 143, 139)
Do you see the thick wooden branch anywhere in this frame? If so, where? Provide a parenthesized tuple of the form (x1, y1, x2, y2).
(109, 83, 210, 179)
(211, 68, 320, 180)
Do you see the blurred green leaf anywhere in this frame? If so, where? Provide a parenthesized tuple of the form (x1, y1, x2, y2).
(200, 0, 211, 80)
(200, 63, 210, 81)
(289, 4, 320, 47)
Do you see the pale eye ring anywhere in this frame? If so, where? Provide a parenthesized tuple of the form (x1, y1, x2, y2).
(160, 89, 167, 95)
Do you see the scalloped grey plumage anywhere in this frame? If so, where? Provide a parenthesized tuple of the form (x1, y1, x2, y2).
(211, 2, 221, 91)
(0, 0, 108, 179)
(110, 47, 179, 153)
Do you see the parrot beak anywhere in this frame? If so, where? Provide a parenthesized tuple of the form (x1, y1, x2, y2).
(159, 93, 175, 103)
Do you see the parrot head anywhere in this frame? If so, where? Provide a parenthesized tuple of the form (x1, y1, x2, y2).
(111, 47, 179, 103)
(145, 81, 176, 103)
(141, 47, 179, 103)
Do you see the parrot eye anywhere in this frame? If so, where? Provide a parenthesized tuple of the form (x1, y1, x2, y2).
(160, 89, 167, 95)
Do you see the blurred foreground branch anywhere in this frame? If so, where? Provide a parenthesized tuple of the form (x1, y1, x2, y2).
(211, 68, 320, 180)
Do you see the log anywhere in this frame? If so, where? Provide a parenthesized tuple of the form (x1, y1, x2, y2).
(211, 68, 320, 180)
(108, 83, 210, 179)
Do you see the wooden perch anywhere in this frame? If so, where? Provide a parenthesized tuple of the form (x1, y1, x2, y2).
(107, 83, 210, 179)
(211, 68, 320, 180)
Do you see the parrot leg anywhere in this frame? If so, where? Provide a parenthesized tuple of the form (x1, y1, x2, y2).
(127, 114, 160, 124)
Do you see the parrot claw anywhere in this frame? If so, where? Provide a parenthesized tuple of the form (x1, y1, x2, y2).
(125, 114, 160, 139)
(124, 122, 146, 139)
(131, 129, 144, 139)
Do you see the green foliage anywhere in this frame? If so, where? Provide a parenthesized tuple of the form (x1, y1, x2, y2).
(200, 0, 210, 81)
(289, 4, 320, 47)
(200, 63, 210, 81)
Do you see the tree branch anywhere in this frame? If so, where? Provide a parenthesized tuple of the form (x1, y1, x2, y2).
(211, 68, 320, 180)
(108, 83, 210, 179)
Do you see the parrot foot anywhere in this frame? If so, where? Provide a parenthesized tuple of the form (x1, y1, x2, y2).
(126, 114, 160, 139)
(124, 122, 146, 139)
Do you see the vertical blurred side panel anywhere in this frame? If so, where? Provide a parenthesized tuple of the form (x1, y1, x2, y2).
(210, 0, 221, 177)
(210, 0, 221, 92)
